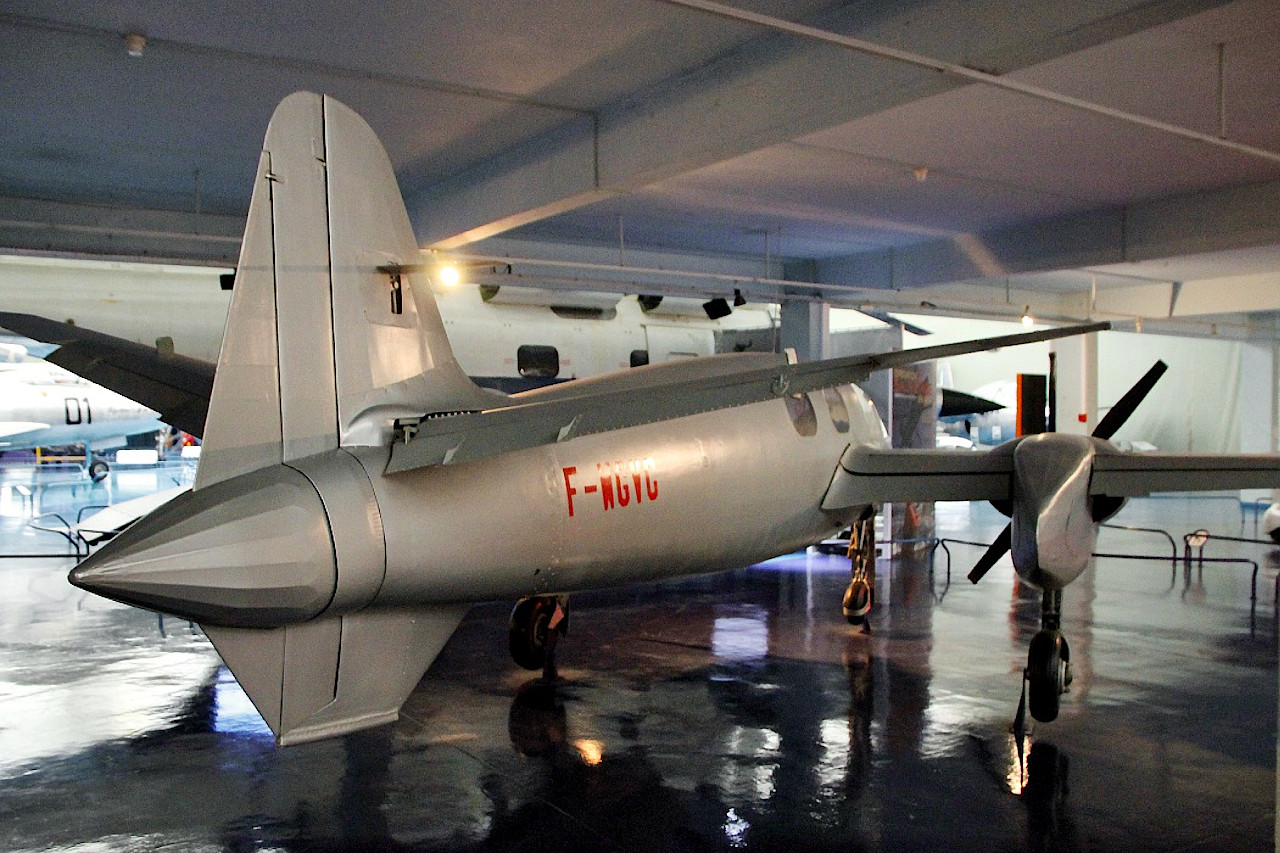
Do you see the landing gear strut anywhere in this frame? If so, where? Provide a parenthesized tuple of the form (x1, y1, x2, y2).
(842, 514, 875, 626)
(509, 595, 568, 680)
(1025, 588, 1072, 722)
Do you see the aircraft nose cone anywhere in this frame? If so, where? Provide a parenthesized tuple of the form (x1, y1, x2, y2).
(70, 465, 336, 628)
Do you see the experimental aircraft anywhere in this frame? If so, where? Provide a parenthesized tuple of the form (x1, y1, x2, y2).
(0, 347, 161, 478)
(39, 93, 1280, 746)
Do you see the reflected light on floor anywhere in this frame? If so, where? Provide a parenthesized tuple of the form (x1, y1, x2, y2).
(724, 807, 750, 848)
(574, 738, 604, 765)
(1006, 732, 1032, 795)
(712, 611, 769, 661)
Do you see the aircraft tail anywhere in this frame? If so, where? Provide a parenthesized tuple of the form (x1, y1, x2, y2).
(196, 91, 489, 490)
(203, 604, 468, 745)
(185, 92, 486, 742)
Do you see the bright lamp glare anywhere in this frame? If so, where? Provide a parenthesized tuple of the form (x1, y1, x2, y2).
(438, 264, 460, 287)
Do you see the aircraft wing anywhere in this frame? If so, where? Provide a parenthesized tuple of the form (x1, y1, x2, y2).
(0, 421, 52, 439)
(820, 447, 1013, 509)
(0, 312, 213, 438)
(1090, 453, 1280, 496)
(73, 485, 192, 545)
(819, 446, 1280, 510)
(388, 321, 1109, 472)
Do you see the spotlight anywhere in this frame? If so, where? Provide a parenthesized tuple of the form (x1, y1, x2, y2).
(733, 288, 747, 307)
(703, 297, 732, 320)
(124, 33, 146, 58)
(437, 264, 460, 287)
(1021, 306, 1034, 327)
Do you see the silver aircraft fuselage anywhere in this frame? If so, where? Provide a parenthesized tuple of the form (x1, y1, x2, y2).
(71, 375, 888, 631)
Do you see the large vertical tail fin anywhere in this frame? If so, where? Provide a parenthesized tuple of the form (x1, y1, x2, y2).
(186, 93, 484, 742)
(197, 91, 489, 490)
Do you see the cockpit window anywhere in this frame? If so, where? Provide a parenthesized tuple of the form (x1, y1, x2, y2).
(784, 393, 818, 437)
(517, 344, 560, 378)
(823, 387, 850, 433)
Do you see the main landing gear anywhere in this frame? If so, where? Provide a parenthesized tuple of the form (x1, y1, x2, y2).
(843, 514, 875, 626)
(1025, 588, 1072, 722)
(509, 595, 569, 680)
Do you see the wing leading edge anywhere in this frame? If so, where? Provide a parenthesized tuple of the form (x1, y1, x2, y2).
(1090, 453, 1280, 497)
(820, 445, 1280, 512)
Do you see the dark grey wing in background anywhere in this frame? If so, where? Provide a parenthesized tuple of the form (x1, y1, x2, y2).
(0, 312, 214, 438)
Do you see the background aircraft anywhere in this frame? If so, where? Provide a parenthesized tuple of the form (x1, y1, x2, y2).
(0, 344, 162, 479)
(56, 93, 1280, 746)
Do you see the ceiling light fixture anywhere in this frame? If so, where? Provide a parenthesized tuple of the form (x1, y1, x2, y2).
(437, 264, 461, 287)
(124, 33, 146, 58)
(703, 297, 732, 320)
(1021, 306, 1034, 327)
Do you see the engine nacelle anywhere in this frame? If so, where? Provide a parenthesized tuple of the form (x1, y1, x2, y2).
(1009, 433, 1108, 590)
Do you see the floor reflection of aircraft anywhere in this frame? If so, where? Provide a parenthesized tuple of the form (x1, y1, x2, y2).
(16, 93, 1280, 747)
(0, 348, 162, 479)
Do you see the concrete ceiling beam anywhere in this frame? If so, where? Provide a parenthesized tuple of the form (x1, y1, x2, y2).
(409, 0, 1225, 250)
(816, 177, 1280, 290)
(0, 196, 242, 266)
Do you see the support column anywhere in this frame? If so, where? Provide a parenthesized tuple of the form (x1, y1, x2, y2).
(778, 300, 830, 361)
(1051, 333, 1098, 436)
(1239, 341, 1279, 454)
(1239, 341, 1280, 509)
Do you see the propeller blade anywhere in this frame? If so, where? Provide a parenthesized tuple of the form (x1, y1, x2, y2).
(1092, 360, 1167, 440)
(968, 524, 1012, 584)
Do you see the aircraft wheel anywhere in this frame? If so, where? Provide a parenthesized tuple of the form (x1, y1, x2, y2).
(1027, 630, 1069, 723)
(509, 596, 566, 671)
(88, 460, 109, 482)
(842, 578, 872, 625)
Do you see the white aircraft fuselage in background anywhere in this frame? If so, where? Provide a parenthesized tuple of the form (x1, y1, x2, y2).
(0, 264, 775, 387)
(0, 360, 161, 453)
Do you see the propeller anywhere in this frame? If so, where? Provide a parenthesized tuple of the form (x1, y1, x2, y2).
(967, 524, 1011, 584)
(1092, 360, 1167, 441)
(967, 359, 1167, 584)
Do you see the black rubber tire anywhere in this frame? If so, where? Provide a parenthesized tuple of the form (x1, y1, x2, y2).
(509, 597, 555, 671)
(88, 460, 109, 482)
(1027, 630, 1066, 723)
(843, 579, 873, 625)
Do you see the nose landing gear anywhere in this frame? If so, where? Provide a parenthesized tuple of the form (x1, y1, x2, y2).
(509, 595, 569, 681)
(1025, 588, 1072, 722)
(842, 515, 875, 626)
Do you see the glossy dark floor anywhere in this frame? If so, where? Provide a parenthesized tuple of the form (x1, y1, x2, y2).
(0, 465, 1275, 851)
